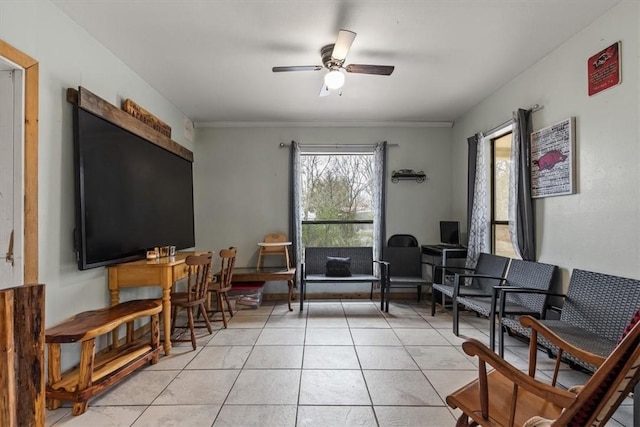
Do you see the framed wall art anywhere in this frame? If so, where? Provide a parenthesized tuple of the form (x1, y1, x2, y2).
(530, 117, 576, 198)
(588, 41, 621, 96)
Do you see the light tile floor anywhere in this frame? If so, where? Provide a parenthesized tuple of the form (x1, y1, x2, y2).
(46, 299, 634, 426)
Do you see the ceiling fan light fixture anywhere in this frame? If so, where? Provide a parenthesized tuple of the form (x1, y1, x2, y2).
(324, 69, 345, 90)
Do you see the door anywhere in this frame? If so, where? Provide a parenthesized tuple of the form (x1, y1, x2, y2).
(0, 67, 24, 288)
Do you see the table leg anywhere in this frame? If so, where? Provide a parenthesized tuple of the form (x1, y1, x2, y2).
(109, 288, 120, 349)
(287, 279, 293, 311)
(161, 288, 172, 355)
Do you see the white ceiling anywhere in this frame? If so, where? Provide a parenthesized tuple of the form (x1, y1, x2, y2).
(51, 0, 620, 125)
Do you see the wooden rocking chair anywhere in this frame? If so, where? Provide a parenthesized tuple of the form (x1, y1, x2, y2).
(446, 308, 640, 426)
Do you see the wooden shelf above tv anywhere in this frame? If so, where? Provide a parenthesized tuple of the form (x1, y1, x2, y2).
(67, 87, 193, 162)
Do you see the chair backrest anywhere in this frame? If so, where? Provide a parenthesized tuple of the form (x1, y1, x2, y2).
(218, 247, 237, 290)
(184, 252, 213, 302)
(387, 234, 418, 247)
(304, 247, 373, 275)
(553, 308, 640, 426)
(469, 253, 510, 293)
(382, 246, 422, 277)
(561, 269, 640, 342)
(502, 259, 557, 316)
(261, 233, 288, 254)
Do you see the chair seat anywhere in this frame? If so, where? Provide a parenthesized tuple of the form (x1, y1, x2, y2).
(389, 276, 429, 284)
(304, 273, 379, 283)
(458, 296, 538, 318)
(432, 283, 454, 297)
(171, 292, 206, 307)
(447, 369, 563, 426)
(502, 318, 616, 369)
(208, 281, 232, 292)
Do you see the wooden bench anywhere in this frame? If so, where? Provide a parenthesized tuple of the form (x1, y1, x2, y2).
(45, 299, 162, 416)
(301, 247, 384, 311)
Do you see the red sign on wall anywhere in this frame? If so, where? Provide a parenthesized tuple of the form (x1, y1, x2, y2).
(588, 42, 621, 96)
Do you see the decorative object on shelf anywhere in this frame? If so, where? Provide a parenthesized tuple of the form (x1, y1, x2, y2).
(122, 98, 172, 138)
(391, 169, 427, 183)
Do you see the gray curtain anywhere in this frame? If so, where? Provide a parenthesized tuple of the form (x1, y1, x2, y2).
(466, 134, 478, 237)
(509, 109, 536, 261)
(373, 141, 387, 261)
(372, 141, 387, 287)
(466, 133, 490, 270)
(288, 141, 301, 284)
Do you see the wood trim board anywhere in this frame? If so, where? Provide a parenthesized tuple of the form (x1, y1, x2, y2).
(0, 39, 38, 285)
(67, 87, 193, 162)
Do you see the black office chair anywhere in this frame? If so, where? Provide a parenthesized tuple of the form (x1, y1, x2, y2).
(380, 234, 428, 312)
(387, 234, 418, 247)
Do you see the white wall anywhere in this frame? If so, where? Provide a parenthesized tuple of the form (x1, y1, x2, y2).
(194, 126, 453, 293)
(451, 0, 640, 286)
(0, 0, 193, 331)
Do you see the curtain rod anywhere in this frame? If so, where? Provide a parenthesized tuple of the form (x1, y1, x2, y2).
(483, 104, 543, 137)
(279, 142, 399, 148)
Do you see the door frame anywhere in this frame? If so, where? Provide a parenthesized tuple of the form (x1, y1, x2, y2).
(0, 40, 38, 284)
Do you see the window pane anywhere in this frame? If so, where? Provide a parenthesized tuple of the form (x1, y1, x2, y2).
(493, 135, 511, 222)
(493, 223, 518, 258)
(300, 153, 374, 247)
(301, 154, 374, 222)
(302, 223, 373, 247)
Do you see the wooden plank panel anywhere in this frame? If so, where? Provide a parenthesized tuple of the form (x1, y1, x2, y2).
(0, 289, 16, 427)
(13, 284, 45, 427)
(66, 87, 193, 162)
(23, 63, 39, 284)
(0, 39, 39, 284)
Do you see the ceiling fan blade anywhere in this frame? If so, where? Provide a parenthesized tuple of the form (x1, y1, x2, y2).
(345, 64, 395, 75)
(272, 65, 323, 72)
(331, 29, 356, 61)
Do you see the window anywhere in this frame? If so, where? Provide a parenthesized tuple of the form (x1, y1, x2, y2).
(491, 132, 518, 258)
(300, 153, 374, 247)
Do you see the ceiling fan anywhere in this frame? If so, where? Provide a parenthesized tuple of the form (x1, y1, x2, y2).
(272, 29, 395, 96)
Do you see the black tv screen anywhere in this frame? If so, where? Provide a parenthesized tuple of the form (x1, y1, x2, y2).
(73, 106, 195, 270)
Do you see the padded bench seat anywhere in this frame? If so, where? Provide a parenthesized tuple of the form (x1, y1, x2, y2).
(301, 247, 383, 311)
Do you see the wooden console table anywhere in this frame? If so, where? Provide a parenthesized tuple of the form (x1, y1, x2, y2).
(107, 252, 201, 355)
(233, 267, 296, 311)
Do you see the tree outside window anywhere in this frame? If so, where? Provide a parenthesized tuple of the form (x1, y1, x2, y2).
(300, 153, 374, 247)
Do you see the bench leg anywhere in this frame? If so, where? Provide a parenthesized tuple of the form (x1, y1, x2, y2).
(72, 339, 95, 416)
(453, 300, 460, 336)
(126, 321, 134, 344)
(385, 283, 391, 313)
(431, 288, 437, 316)
(46, 343, 62, 410)
(150, 313, 160, 364)
(300, 279, 305, 311)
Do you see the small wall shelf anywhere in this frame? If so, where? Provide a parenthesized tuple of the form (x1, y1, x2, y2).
(391, 169, 427, 183)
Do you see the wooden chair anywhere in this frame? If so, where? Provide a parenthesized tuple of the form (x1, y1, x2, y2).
(208, 247, 236, 328)
(170, 252, 213, 350)
(256, 233, 291, 270)
(446, 308, 640, 427)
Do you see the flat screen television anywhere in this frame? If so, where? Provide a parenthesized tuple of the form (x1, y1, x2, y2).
(439, 221, 460, 245)
(73, 106, 195, 270)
